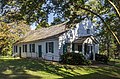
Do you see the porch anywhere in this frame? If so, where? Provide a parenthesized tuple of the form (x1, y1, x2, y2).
(63, 36, 98, 60)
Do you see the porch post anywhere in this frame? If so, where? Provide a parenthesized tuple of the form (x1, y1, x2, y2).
(82, 43, 84, 55)
(93, 44, 95, 60)
(89, 45, 91, 54)
(70, 43, 72, 52)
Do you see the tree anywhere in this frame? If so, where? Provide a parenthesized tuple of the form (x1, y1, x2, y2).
(35, 20, 49, 30)
(51, 17, 64, 25)
(1, 0, 120, 57)
(0, 0, 48, 24)
(0, 21, 30, 55)
(50, 0, 120, 44)
(98, 10, 120, 58)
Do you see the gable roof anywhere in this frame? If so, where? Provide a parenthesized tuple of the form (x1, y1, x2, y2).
(15, 22, 68, 44)
(73, 36, 99, 44)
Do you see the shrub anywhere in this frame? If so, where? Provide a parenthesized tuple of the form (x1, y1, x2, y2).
(86, 60, 92, 65)
(95, 54, 109, 63)
(60, 53, 91, 65)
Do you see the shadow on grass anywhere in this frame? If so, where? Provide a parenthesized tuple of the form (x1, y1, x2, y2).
(0, 58, 120, 79)
(58, 72, 120, 79)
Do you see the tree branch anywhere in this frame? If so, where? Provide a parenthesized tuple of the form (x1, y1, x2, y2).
(108, 0, 120, 18)
(78, 6, 120, 45)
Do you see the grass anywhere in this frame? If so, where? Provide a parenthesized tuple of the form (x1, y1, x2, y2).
(0, 57, 120, 79)
(108, 59, 120, 68)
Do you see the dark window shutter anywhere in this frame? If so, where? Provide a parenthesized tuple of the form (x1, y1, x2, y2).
(29, 44, 31, 53)
(52, 42, 54, 53)
(25, 45, 27, 52)
(14, 46, 15, 52)
(16, 46, 18, 52)
(46, 42, 48, 53)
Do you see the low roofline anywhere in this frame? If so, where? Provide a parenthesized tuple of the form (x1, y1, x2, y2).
(14, 31, 68, 45)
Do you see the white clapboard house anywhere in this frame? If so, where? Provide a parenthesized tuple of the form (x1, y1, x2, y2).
(13, 18, 99, 61)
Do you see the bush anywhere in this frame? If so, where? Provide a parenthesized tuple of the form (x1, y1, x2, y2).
(60, 53, 91, 65)
(86, 60, 92, 65)
(95, 54, 109, 63)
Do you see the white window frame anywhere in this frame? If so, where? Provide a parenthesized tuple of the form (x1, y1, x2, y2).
(46, 41, 54, 53)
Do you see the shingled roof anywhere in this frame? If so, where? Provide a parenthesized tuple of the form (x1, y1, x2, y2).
(73, 36, 99, 44)
(15, 22, 68, 44)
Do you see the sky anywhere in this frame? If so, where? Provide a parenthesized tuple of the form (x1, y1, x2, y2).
(30, 13, 54, 30)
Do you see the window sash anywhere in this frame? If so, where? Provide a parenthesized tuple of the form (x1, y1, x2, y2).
(16, 46, 18, 52)
(23, 44, 27, 52)
(32, 44, 35, 53)
(14, 46, 17, 52)
(46, 42, 54, 53)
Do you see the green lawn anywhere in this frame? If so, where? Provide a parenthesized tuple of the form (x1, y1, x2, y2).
(0, 57, 120, 79)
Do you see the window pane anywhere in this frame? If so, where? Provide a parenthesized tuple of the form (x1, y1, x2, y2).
(48, 42, 54, 53)
(16, 46, 18, 52)
(78, 45, 82, 52)
(32, 44, 35, 52)
(29, 44, 32, 53)
(25, 45, 27, 52)
(49, 42, 52, 52)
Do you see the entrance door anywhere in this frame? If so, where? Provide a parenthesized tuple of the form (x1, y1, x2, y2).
(19, 47, 21, 58)
(38, 45, 42, 57)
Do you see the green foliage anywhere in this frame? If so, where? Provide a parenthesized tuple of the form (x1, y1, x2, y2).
(51, 17, 64, 25)
(1, 0, 46, 24)
(95, 54, 109, 64)
(99, 12, 120, 58)
(0, 21, 30, 55)
(35, 21, 50, 30)
(1, 0, 120, 57)
(60, 53, 92, 65)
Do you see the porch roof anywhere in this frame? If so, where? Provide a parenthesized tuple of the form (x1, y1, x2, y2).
(73, 36, 99, 44)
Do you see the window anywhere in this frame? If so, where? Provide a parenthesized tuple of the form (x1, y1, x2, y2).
(14, 46, 18, 52)
(78, 45, 82, 52)
(49, 42, 54, 53)
(32, 44, 35, 52)
(23, 44, 27, 52)
(46, 42, 54, 53)
(29, 44, 32, 53)
(16, 46, 18, 52)
(87, 29, 90, 34)
(29, 44, 35, 53)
